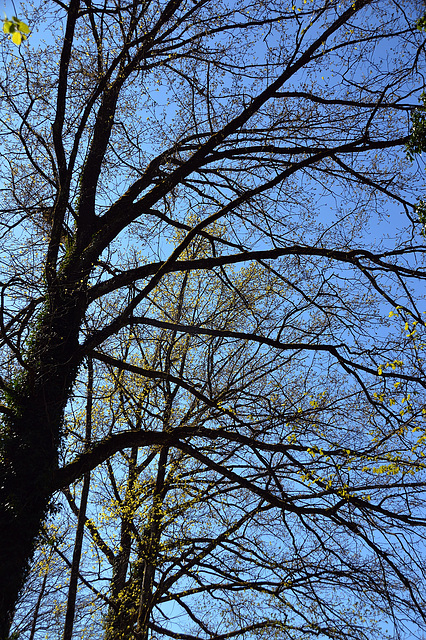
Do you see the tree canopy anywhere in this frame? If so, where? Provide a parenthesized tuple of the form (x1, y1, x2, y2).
(0, 0, 426, 639)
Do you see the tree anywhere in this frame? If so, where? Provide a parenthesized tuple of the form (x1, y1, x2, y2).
(12, 262, 426, 640)
(1, 0, 426, 638)
(12, 264, 426, 640)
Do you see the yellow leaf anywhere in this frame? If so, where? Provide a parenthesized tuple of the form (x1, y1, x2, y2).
(11, 31, 22, 45)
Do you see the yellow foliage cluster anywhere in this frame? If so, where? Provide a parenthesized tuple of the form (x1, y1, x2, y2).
(2, 15, 29, 46)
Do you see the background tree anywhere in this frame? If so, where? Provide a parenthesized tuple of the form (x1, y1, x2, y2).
(1, 0, 426, 638)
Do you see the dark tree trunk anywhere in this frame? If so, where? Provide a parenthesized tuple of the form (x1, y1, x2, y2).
(0, 285, 86, 638)
(63, 357, 93, 640)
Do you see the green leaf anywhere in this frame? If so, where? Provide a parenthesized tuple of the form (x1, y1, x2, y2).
(18, 21, 30, 34)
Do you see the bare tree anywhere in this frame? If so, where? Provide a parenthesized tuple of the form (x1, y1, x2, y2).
(1, 0, 426, 638)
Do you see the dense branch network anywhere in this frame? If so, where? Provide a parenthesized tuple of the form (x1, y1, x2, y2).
(0, 0, 425, 639)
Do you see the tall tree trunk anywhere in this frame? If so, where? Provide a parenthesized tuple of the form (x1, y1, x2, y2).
(63, 357, 93, 640)
(104, 446, 169, 640)
(134, 445, 169, 640)
(0, 285, 86, 638)
(104, 446, 140, 640)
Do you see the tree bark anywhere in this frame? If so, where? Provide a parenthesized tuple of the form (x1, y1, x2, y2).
(0, 285, 86, 638)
